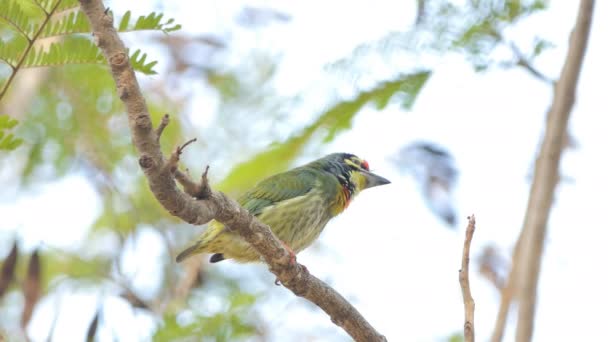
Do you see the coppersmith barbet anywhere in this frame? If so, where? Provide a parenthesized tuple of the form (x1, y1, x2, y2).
(176, 153, 390, 263)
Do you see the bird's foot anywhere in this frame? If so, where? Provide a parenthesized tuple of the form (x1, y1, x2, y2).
(280, 241, 296, 266)
(274, 241, 303, 286)
(274, 264, 308, 286)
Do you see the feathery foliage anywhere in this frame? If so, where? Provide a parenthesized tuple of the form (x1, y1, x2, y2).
(0, 0, 180, 100)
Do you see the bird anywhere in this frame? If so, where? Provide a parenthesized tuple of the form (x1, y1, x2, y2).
(176, 153, 390, 264)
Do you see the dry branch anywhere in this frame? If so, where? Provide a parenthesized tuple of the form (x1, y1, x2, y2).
(78, 1, 386, 341)
(514, 1, 595, 341)
(459, 215, 476, 342)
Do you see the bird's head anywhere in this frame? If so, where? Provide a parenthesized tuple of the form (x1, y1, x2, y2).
(311, 153, 391, 198)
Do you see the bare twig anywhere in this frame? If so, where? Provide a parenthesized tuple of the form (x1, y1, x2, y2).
(492, 29, 553, 85)
(78, 1, 386, 340)
(173, 257, 204, 301)
(155, 114, 170, 142)
(459, 215, 476, 342)
(508, 41, 553, 85)
(490, 267, 516, 342)
(0, 241, 18, 298)
(515, 1, 595, 341)
(490, 237, 522, 342)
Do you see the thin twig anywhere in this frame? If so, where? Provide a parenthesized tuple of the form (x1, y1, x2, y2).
(78, 1, 386, 340)
(459, 215, 476, 342)
(515, 1, 595, 341)
(155, 113, 170, 141)
(490, 268, 516, 342)
(508, 41, 553, 84)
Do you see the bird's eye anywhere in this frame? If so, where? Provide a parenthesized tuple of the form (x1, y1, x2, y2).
(361, 160, 369, 170)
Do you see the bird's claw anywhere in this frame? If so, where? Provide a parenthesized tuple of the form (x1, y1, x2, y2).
(280, 241, 297, 266)
(274, 241, 300, 286)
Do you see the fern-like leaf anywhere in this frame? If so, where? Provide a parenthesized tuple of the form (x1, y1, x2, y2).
(13, 36, 157, 74)
(0, 35, 29, 67)
(32, 0, 79, 14)
(0, 115, 23, 151)
(129, 49, 158, 75)
(122, 11, 181, 33)
(40, 10, 90, 38)
(39, 10, 181, 39)
(0, 0, 35, 38)
(23, 36, 105, 67)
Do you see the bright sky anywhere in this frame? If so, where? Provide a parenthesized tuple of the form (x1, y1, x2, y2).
(1, 1, 607, 341)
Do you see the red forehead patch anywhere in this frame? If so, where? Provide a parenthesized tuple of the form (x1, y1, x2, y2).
(361, 160, 369, 170)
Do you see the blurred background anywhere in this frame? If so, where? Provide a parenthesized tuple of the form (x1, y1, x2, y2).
(0, 0, 605, 341)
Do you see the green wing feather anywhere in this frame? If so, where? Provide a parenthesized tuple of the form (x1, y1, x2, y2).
(176, 167, 321, 262)
(237, 167, 319, 216)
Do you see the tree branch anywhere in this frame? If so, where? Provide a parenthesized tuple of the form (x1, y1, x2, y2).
(459, 215, 476, 342)
(508, 41, 553, 85)
(490, 239, 519, 342)
(78, 1, 386, 341)
(515, 1, 595, 341)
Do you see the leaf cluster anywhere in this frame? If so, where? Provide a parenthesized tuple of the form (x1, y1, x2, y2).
(0, 0, 182, 99)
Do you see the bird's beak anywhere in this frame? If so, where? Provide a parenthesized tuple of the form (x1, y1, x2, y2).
(362, 170, 391, 189)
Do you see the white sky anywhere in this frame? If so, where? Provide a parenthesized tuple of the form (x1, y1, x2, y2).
(1, 0, 607, 341)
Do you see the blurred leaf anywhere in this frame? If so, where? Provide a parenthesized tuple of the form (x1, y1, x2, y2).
(38, 9, 181, 39)
(153, 309, 258, 341)
(21, 249, 41, 329)
(229, 291, 257, 309)
(42, 251, 110, 289)
(86, 309, 100, 342)
(0, 241, 18, 298)
(447, 332, 464, 342)
(120, 288, 151, 310)
(218, 71, 431, 195)
(0, 115, 23, 150)
(532, 37, 555, 57)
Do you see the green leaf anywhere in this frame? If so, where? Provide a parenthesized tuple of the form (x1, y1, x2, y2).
(39, 10, 91, 39)
(32, 0, 79, 13)
(128, 11, 181, 34)
(23, 36, 105, 68)
(217, 71, 431, 194)
(532, 37, 555, 57)
(0, 0, 35, 39)
(0, 114, 23, 150)
(39, 9, 181, 39)
(129, 49, 158, 75)
(1, 36, 159, 74)
(0, 34, 29, 68)
(118, 10, 131, 31)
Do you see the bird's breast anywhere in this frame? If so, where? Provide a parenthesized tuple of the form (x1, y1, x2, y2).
(257, 188, 332, 253)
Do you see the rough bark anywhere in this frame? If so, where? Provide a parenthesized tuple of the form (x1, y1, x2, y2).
(78, 1, 386, 341)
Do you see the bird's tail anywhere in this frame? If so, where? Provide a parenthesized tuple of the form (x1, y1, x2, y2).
(175, 244, 200, 262)
(175, 220, 224, 262)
